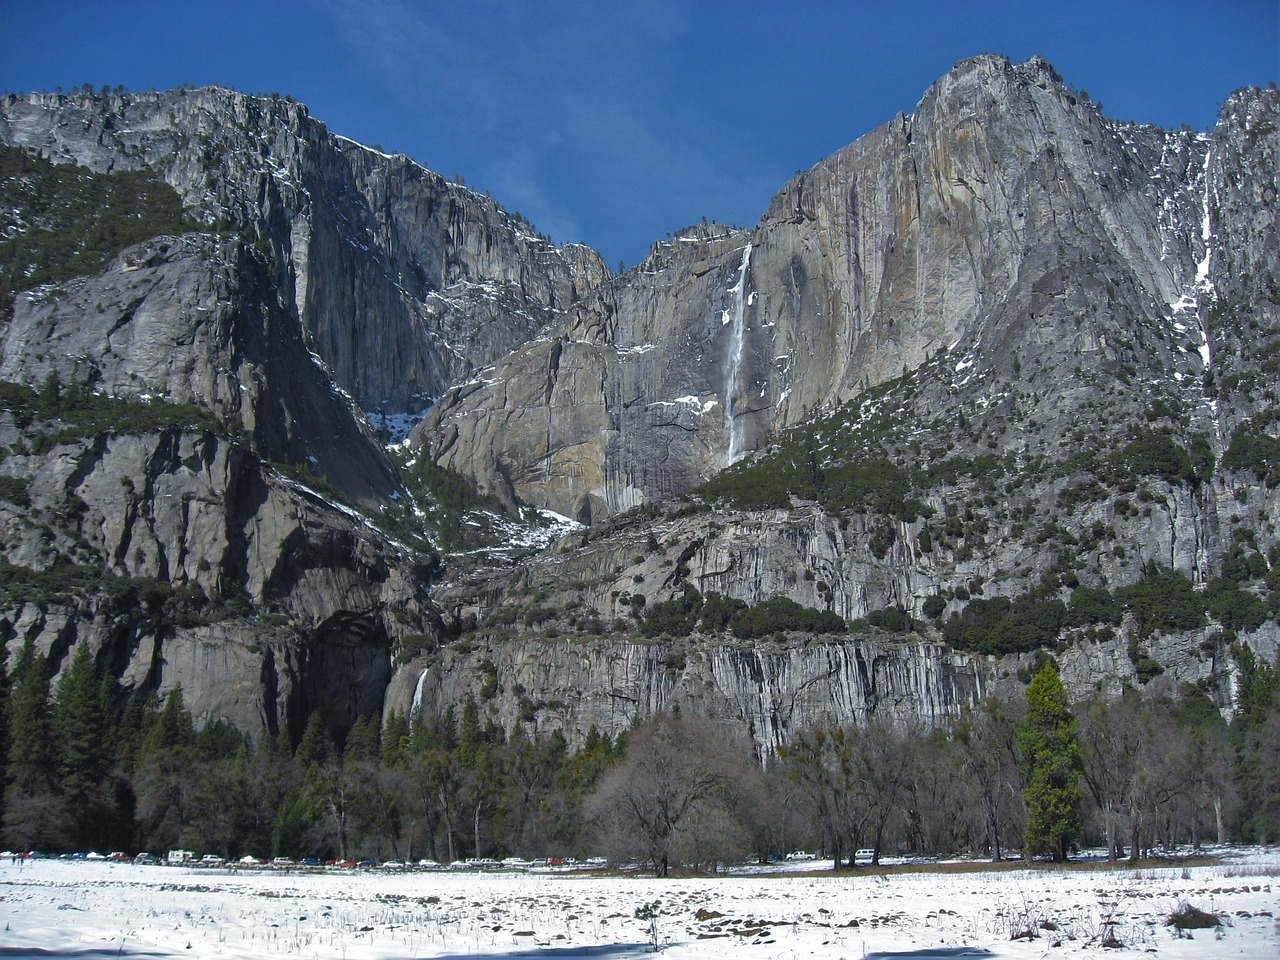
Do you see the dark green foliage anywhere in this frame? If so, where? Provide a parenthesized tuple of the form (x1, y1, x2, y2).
(294, 712, 332, 771)
(1019, 662, 1083, 861)
(0, 143, 190, 320)
(194, 718, 247, 761)
(1204, 578, 1269, 632)
(941, 565, 1247, 657)
(343, 715, 381, 764)
(865, 606, 913, 632)
(694, 378, 934, 521)
(395, 633, 436, 665)
(1231, 647, 1279, 842)
(641, 588, 704, 638)
(1221, 545, 1268, 584)
(380, 710, 409, 768)
(699, 592, 747, 632)
(52, 645, 111, 834)
(1222, 426, 1280, 486)
(1110, 430, 1196, 485)
(0, 476, 31, 507)
(700, 452, 928, 521)
(0, 376, 224, 451)
(728, 596, 845, 639)
(393, 453, 510, 552)
(922, 594, 946, 620)
(3, 640, 53, 793)
(942, 589, 1067, 655)
(1067, 584, 1121, 626)
(640, 589, 840, 639)
(1115, 567, 1204, 636)
(144, 687, 195, 754)
(0, 559, 251, 632)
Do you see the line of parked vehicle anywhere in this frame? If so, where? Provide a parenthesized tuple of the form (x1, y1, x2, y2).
(1, 850, 607, 871)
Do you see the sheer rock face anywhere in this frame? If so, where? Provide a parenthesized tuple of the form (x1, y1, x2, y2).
(397, 620, 1279, 759)
(0, 235, 399, 505)
(2, 60, 1278, 747)
(416, 55, 1254, 522)
(405, 635, 986, 759)
(394, 491, 1280, 754)
(0, 417, 435, 738)
(0, 86, 608, 415)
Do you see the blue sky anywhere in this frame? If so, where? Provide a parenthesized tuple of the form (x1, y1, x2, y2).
(2, 1, 1276, 269)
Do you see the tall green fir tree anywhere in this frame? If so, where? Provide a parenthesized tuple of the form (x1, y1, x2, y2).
(1018, 660, 1084, 861)
(4, 640, 53, 791)
(52, 643, 113, 848)
(2, 639, 71, 849)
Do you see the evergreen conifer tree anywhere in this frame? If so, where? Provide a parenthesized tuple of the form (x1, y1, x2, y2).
(0, 636, 8, 826)
(5, 640, 54, 791)
(52, 643, 112, 845)
(294, 712, 331, 772)
(2, 640, 72, 849)
(1018, 661, 1083, 861)
(343, 715, 380, 765)
(380, 709, 409, 769)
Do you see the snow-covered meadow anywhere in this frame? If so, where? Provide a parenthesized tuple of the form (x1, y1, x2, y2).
(1, 852, 1276, 960)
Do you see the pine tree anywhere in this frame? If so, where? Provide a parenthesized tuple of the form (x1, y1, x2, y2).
(52, 643, 112, 845)
(343, 715, 380, 765)
(5, 640, 54, 792)
(143, 687, 195, 756)
(294, 712, 331, 772)
(0, 636, 8, 826)
(2, 640, 72, 849)
(380, 709, 409, 769)
(1018, 661, 1084, 861)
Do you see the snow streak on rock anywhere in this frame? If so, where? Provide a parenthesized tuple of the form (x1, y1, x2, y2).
(1169, 145, 1216, 372)
(724, 242, 753, 466)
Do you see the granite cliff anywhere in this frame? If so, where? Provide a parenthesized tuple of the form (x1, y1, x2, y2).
(2, 58, 1278, 752)
(416, 56, 1248, 521)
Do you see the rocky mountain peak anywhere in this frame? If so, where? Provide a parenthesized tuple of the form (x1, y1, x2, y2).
(2, 59, 1278, 754)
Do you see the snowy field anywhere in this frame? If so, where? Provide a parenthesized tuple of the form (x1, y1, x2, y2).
(0, 852, 1276, 960)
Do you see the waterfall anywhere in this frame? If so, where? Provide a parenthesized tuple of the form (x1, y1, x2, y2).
(411, 666, 429, 720)
(724, 242, 753, 465)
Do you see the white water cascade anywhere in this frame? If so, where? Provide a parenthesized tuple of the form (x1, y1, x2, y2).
(723, 242, 753, 465)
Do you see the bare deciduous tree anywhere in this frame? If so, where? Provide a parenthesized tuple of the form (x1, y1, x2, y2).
(586, 711, 752, 875)
(952, 697, 1025, 861)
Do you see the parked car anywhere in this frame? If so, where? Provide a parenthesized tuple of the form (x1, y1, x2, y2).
(134, 852, 158, 864)
(271, 857, 294, 867)
(108, 852, 130, 862)
(199, 854, 225, 866)
(854, 848, 876, 864)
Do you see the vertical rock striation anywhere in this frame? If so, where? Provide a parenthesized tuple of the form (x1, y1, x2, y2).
(417, 56, 1246, 521)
